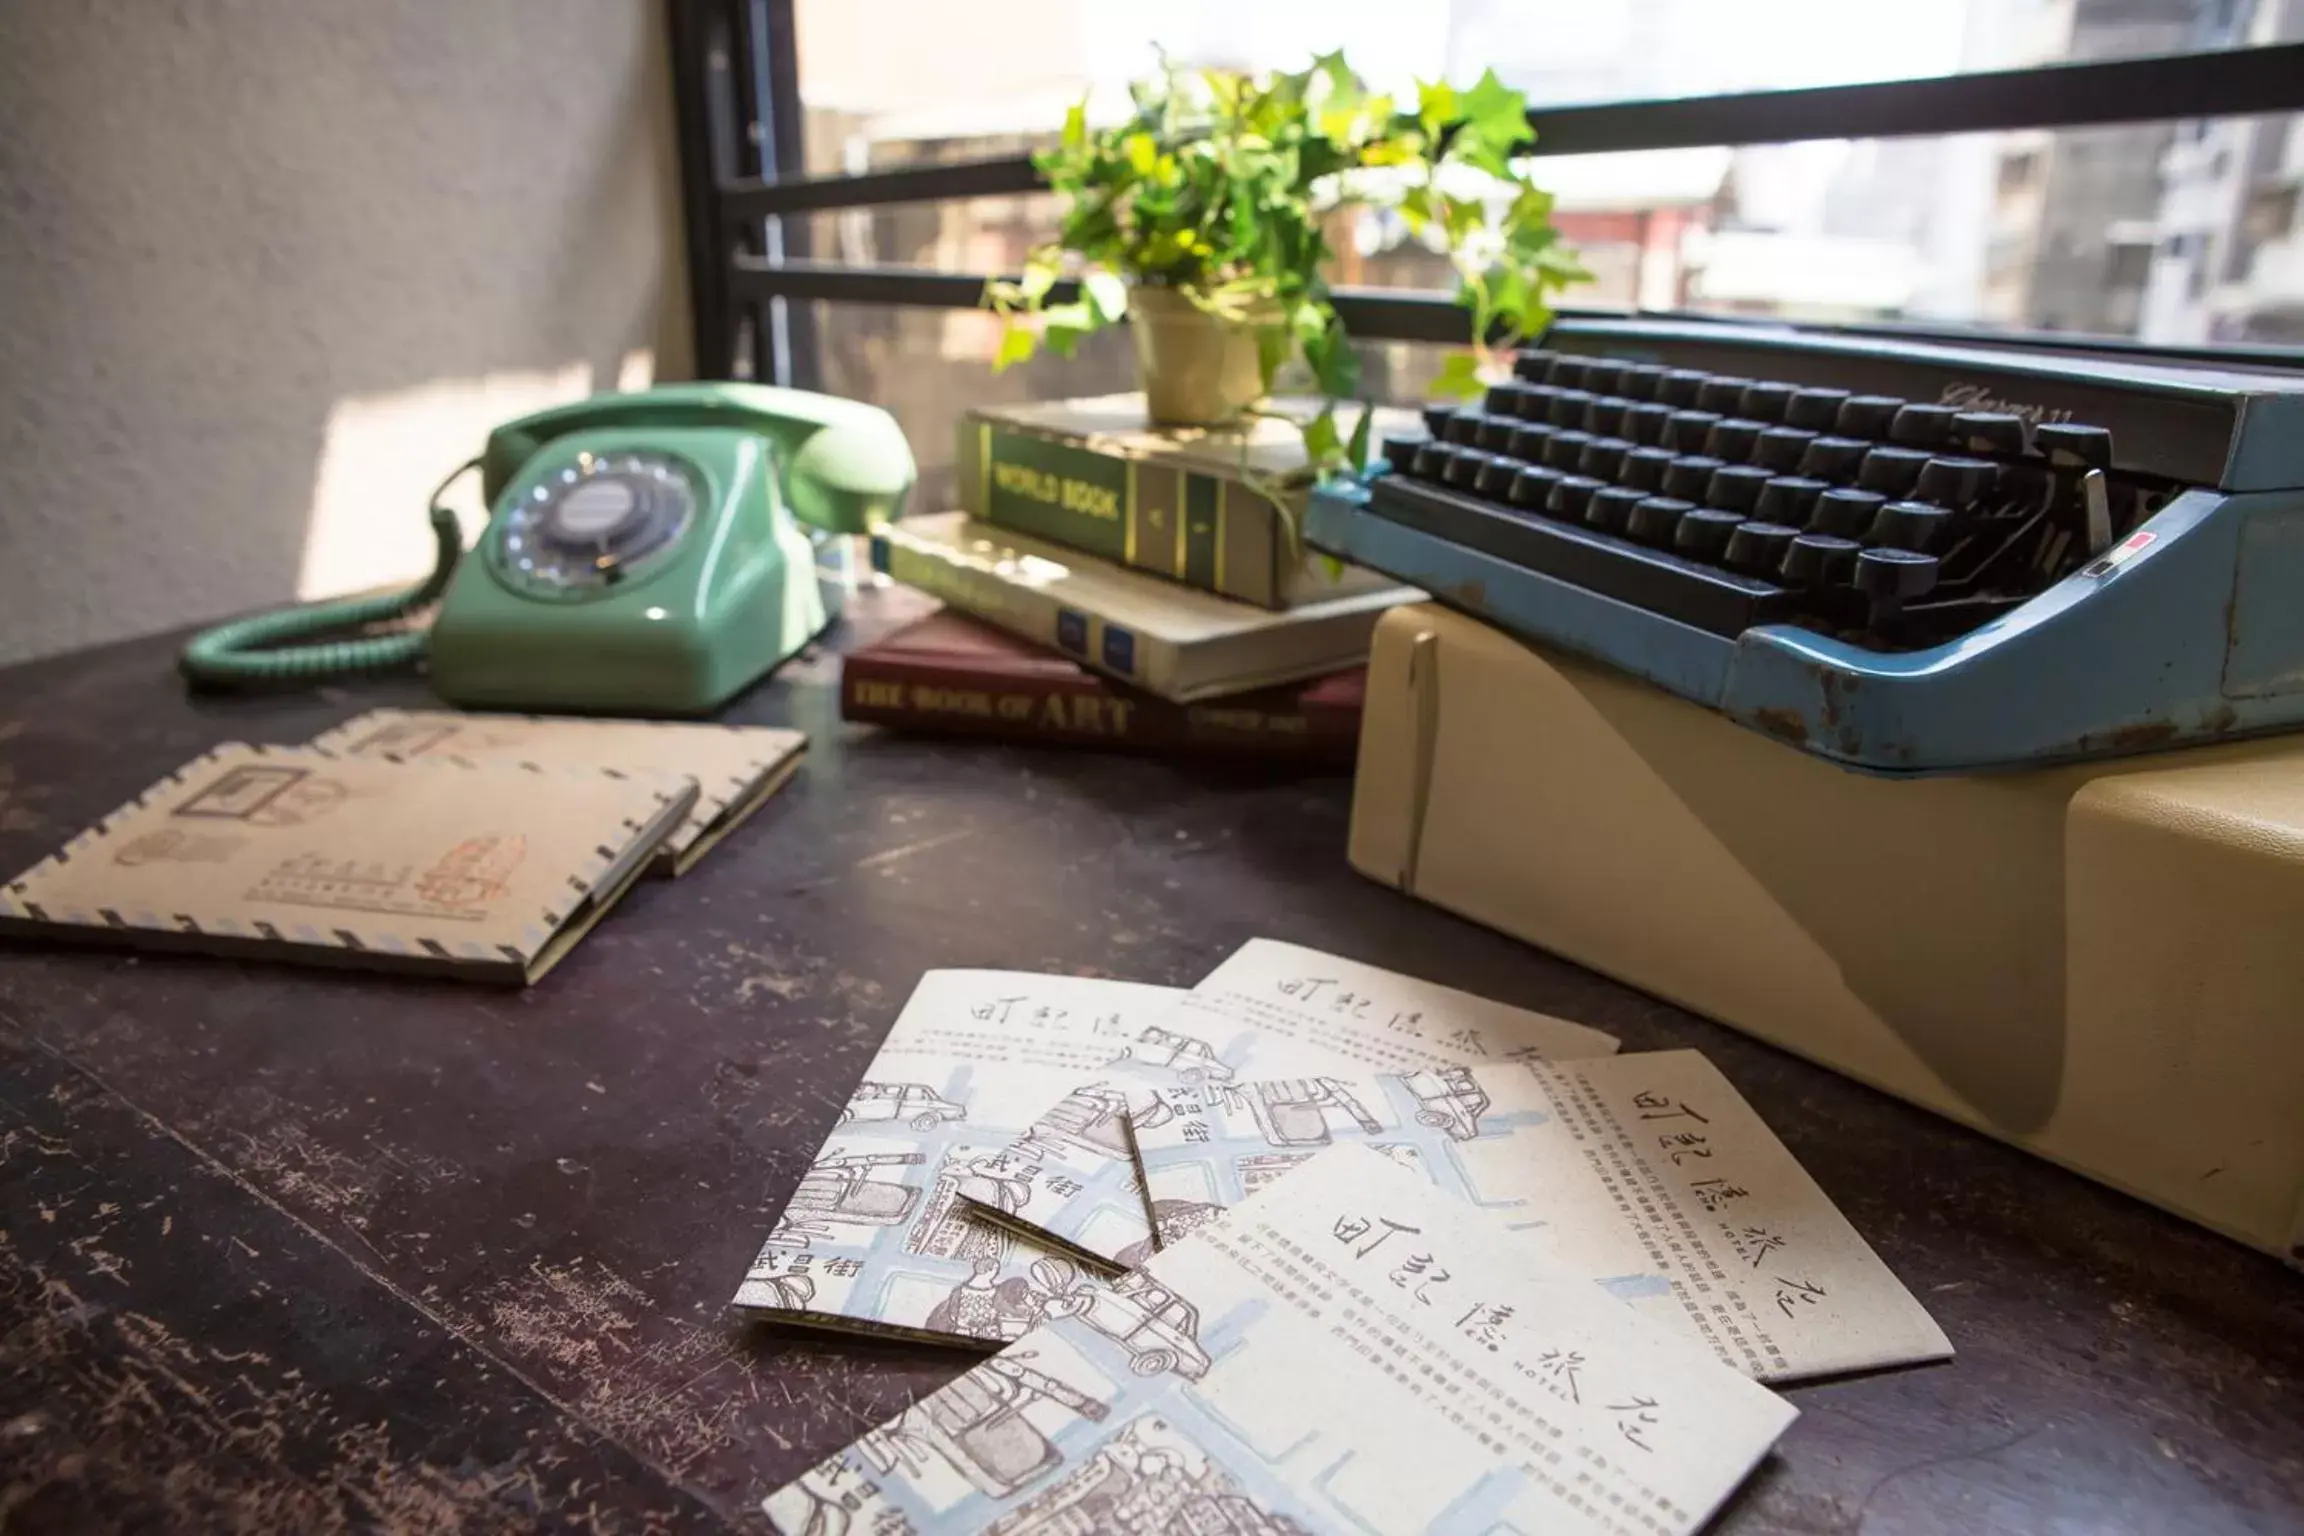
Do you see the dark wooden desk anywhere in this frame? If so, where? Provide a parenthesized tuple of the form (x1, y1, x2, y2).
(0, 589, 2297, 1535)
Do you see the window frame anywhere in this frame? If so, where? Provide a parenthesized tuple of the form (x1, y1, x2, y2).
(666, 0, 2304, 384)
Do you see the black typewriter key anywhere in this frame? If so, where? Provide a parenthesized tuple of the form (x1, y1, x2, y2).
(1755, 475, 1826, 527)
(1914, 456, 1998, 507)
(1662, 454, 1726, 503)
(1627, 495, 1696, 548)
(1547, 357, 1594, 389)
(1836, 394, 1904, 438)
(1953, 411, 2028, 457)
(1442, 410, 1487, 446)
(1857, 446, 1930, 498)
(1411, 442, 1453, 481)
(1703, 418, 1765, 462)
(1476, 413, 1518, 452)
(1888, 403, 1961, 451)
(1725, 520, 1800, 577)
(1508, 465, 1563, 509)
(1625, 402, 1675, 446)
(1674, 508, 1745, 562)
(1582, 360, 1630, 396)
(1784, 387, 1851, 432)
(1512, 348, 1556, 383)
(1583, 396, 1631, 436)
(1508, 423, 1556, 463)
(1855, 546, 1940, 600)
(1474, 454, 1521, 497)
(1797, 435, 1867, 482)
(1421, 404, 1458, 438)
(1381, 434, 1424, 473)
(1517, 384, 1563, 421)
(1586, 484, 1647, 534)
(1706, 464, 1774, 516)
(1781, 533, 1861, 588)
(1658, 369, 1709, 408)
(1543, 430, 1594, 471)
(1696, 376, 1754, 415)
(1663, 410, 1721, 454)
(1444, 448, 1492, 490)
(1548, 388, 1596, 428)
(1754, 427, 1817, 474)
(1618, 363, 1669, 401)
(1578, 436, 1632, 481)
(1485, 381, 1529, 418)
(1547, 475, 1604, 521)
(1740, 381, 1798, 424)
(1810, 486, 1886, 539)
(1621, 445, 1676, 493)
(2034, 422, 2114, 470)
(1869, 499, 1954, 552)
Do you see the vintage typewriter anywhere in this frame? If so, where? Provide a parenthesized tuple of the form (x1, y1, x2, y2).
(1306, 316, 2304, 773)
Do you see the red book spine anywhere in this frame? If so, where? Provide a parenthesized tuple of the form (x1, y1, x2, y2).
(842, 655, 1359, 763)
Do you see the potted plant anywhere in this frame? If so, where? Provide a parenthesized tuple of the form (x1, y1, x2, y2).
(986, 52, 1586, 476)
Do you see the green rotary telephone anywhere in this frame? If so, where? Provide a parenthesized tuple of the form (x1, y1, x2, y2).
(182, 383, 916, 714)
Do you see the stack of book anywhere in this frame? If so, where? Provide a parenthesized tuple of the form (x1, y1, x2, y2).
(731, 939, 1956, 1534)
(849, 395, 1425, 764)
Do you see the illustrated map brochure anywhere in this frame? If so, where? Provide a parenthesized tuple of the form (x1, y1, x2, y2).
(306, 707, 807, 876)
(730, 972, 1181, 1345)
(960, 938, 1621, 1267)
(765, 1144, 1799, 1536)
(1132, 1051, 1952, 1383)
(0, 742, 694, 985)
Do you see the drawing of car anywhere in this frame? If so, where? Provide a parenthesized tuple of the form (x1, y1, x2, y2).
(842, 1080, 966, 1130)
(1402, 1067, 1491, 1141)
(1123, 1026, 1233, 1085)
(1238, 1077, 1382, 1146)
(1021, 1083, 1133, 1159)
(784, 1151, 924, 1226)
(1040, 1266, 1212, 1380)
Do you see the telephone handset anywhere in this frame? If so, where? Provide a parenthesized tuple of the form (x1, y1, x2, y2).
(182, 383, 917, 715)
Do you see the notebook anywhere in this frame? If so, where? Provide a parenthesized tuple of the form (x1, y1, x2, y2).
(1130, 1052, 1953, 1383)
(763, 1144, 1798, 1536)
(305, 708, 805, 876)
(0, 743, 693, 984)
(958, 938, 1621, 1267)
(730, 971, 1183, 1346)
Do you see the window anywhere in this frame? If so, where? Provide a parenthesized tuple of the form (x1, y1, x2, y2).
(673, 0, 2304, 430)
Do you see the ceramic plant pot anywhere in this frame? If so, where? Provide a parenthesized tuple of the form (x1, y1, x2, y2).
(1128, 284, 1278, 426)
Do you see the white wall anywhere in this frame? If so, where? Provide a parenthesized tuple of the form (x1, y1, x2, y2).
(0, 0, 692, 667)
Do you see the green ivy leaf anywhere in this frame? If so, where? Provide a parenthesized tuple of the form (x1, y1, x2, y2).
(1301, 405, 1343, 467)
(1430, 350, 1484, 401)
(1415, 78, 1460, 139)
(1345, 403, 1374, 471)
(992, 325, 1037, 371)
(1082, 269, 1128, 323)
(1457, 69, 1531, 155)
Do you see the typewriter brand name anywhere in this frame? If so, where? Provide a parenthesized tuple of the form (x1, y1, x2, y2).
(1937, 381, 2077, 426)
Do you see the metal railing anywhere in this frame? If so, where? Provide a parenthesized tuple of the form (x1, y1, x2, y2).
(667, 0, 2304, 385)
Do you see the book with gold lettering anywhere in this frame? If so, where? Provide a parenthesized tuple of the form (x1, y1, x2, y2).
(958, 394, 1416, 609)
(841, 609, 1364, 763)
(873, 512, 1418, 703)
(0, 743, 694, 984)
(304, 708, 805, 876)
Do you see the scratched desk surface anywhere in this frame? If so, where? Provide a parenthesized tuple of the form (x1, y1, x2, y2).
(0, 587, 2297, 1536)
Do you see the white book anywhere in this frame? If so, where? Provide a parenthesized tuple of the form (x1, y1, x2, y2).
(1131, 1053, 1954, 1384)
(875, 512, 1420, 702)
(729, 972, 1180, 1345)
(764, 1144, 1799, 1536)
(959, 938, 1620, 1267)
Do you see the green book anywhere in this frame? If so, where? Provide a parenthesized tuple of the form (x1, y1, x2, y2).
(957, 394, 1416, 610)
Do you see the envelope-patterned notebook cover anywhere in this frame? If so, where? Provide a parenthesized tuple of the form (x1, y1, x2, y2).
(0, 743, 694, 983)
(307, 708, 804, 875)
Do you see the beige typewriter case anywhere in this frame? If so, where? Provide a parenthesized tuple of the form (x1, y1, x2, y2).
(1350, 603, 2304, 1265)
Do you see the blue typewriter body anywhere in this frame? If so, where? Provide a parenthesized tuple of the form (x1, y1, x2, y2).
(1307, 317, 2304, 775)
